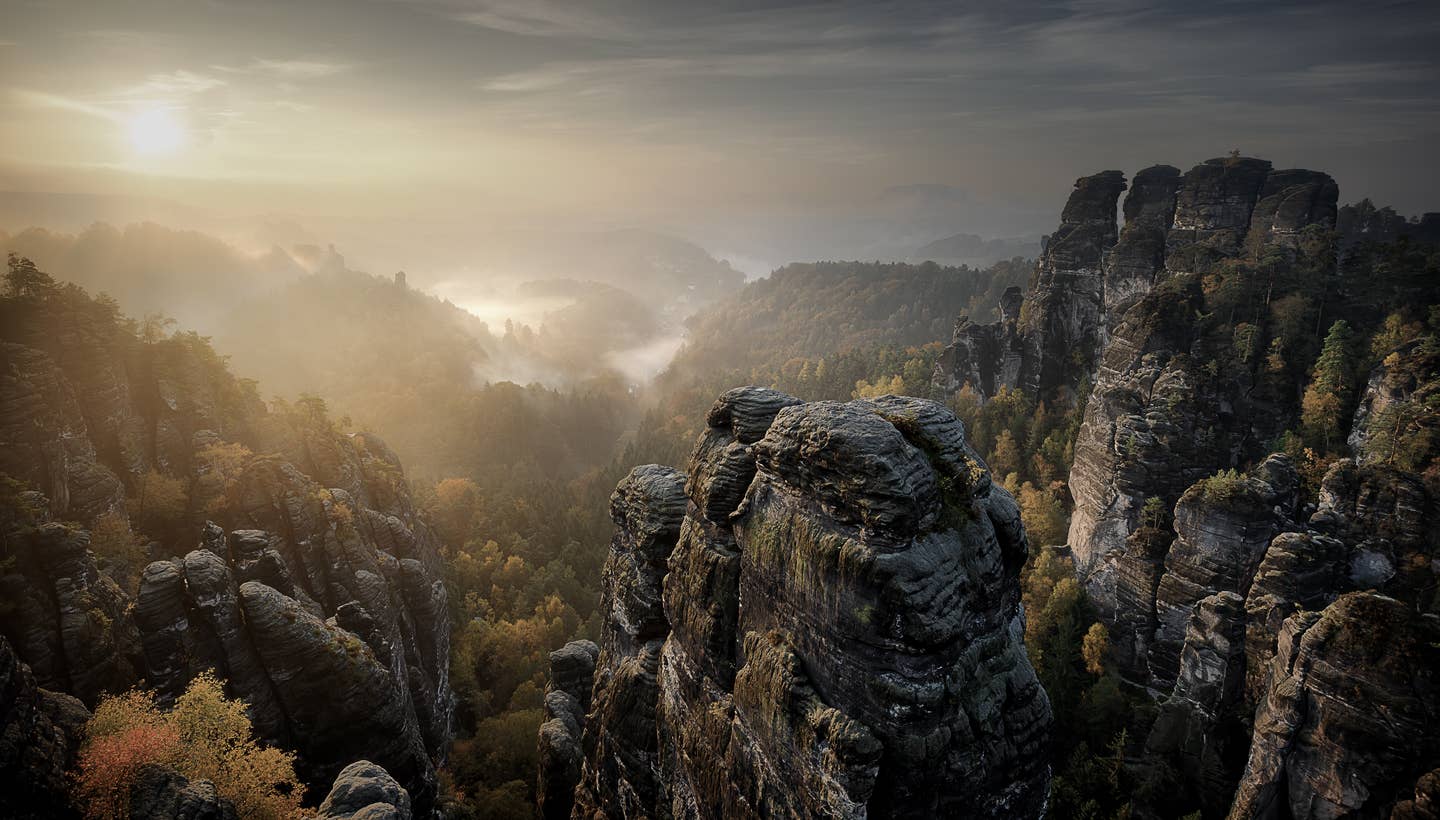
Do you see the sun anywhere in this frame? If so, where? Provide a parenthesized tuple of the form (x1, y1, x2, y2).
(127, 108, 187, 155)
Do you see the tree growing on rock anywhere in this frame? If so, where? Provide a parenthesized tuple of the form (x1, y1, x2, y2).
(73, 672, 305, 819)
(1301, 319, 1358, 451)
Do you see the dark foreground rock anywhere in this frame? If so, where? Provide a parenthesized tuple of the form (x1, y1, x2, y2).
(0, 634, 89, 819)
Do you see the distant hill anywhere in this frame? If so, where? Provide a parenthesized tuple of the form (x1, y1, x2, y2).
(668, 258, 1032, 379)
(909, 232, 1042, 267)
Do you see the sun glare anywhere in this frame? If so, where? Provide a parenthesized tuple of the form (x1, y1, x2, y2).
(127, 108, 186, 155)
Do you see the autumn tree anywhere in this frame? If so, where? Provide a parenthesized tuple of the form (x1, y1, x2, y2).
(130, 470, 188, 541)
(1082, 622, 1110, 676)
(88, 510, 149, 593)
(73, 673, 304, 819)
(1017, 481, 1067, 547)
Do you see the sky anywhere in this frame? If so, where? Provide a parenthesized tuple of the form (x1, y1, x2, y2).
(2, 0, 1439, 271)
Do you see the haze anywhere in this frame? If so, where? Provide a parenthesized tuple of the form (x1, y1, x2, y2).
(3, 0, 1438, 279)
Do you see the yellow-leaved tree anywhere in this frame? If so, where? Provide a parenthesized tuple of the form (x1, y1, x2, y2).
(73, 672, 304, 819)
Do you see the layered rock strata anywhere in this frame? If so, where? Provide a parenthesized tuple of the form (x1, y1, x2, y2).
(1227, 593, 1440, 819)
(551, 387, 1052, 818)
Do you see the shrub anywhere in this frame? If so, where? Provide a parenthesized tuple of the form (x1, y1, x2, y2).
(73, 673, 304, 819)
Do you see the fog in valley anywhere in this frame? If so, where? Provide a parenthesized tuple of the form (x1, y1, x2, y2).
(3, 2, 1439, 819)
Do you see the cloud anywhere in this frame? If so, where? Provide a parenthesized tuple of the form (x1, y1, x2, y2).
(13, 90, 124, 122)
(452, 0, 635, 39)
(250, 59, 353, 78)
(121, 70, 226, 99)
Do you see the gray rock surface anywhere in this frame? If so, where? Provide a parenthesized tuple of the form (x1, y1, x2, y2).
(558, 391, 1052, 819)
(1227, 593, 1440, 819)
(128, 764, 238, 820)
(316, 760, 413, 820)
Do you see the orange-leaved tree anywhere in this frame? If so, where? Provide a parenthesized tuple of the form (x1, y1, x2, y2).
(72, 672, 304, 819)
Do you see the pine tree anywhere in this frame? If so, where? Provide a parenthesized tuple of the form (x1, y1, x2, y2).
(1300, 320, 1356, 451)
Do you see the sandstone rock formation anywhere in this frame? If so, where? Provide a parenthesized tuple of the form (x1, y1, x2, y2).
(1067, 158, 1338, 617)
(549, 387, 1052, 818)
(1103, 165, 1181, 322)
(0, 515, 141, 706)
(537, 641, 597, 820)
(315, 760, 414, 820)
(0, 634, 89, 819)
(0, 302, 452, 816)
(1227, 593, 1440, 819)
(127, 764, 238, 820)
(133, 517, 447, 814)
(933, 171, 1126, 403)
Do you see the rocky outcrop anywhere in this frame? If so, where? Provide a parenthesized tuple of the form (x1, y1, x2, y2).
(0, 634, 89, 819)
(127, 764, 238, 820)
(315, 760, 413, 820)
(1227, 593, 1440, 819)
(133, 528, 445, 815)
(1017, 170, 1128, 399)
(1164, 158, 1274, 272)
(932, 172, 1126, 403)
(1148, 455, 1298, 690)
(1103, 165, 1180, 322)
(556, 388, 1052, 818)
(537, 641, 597, 820)
(1240, 531, 1346, 706)
(571, 463, 687, 818)
(0, 517, 141, 706)
(1142, 591, 1249, 818)
(0, 342, 125, 522)
(1067, 159, 1338, 624)
(117, 417, 450, 815)
(931, 286, 1025, 401)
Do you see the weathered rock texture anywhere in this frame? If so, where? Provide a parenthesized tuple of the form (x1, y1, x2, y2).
(934, 171, 1126, 403)
(315, 760, 414, 820)
(128, 764, 238, 820)
(133, 517, 448, 814)
(1227, 593, 1440, 819)
(933, 156, 1440, 818)
(0, 634, 89, 819)
(0, 515, 141, 706)
(552, 387, 1052, 818)
(0, 287, 452, 815)
(538, 641, 597, 820)
(1068, 159, 1338, 604)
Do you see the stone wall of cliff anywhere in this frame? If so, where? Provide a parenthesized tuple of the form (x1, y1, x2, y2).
(543, 387, 1053, 818)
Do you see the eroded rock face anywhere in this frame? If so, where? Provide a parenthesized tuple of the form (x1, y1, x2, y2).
(128, 764, 238, 820)
(1104, 165, 1181, 322)
(932, 172, 1126, 403)
(1227, 593, 1440, 820)
(537, 641, 597, 820)
(932, 286, 1025, 401)
(0, 635, 89, 820)
(558, 389, 1052, 819)
(316, 760, 413, 820)
(132, 532, 444, 815)
(1068, 158, 1338, 628)
(1142, 591, 1250, 818)
(0, 518, 140, 706)
(1148, 455, 1298, 690)
(0, 342, 126, 522)
(571, 464, 687, 818)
